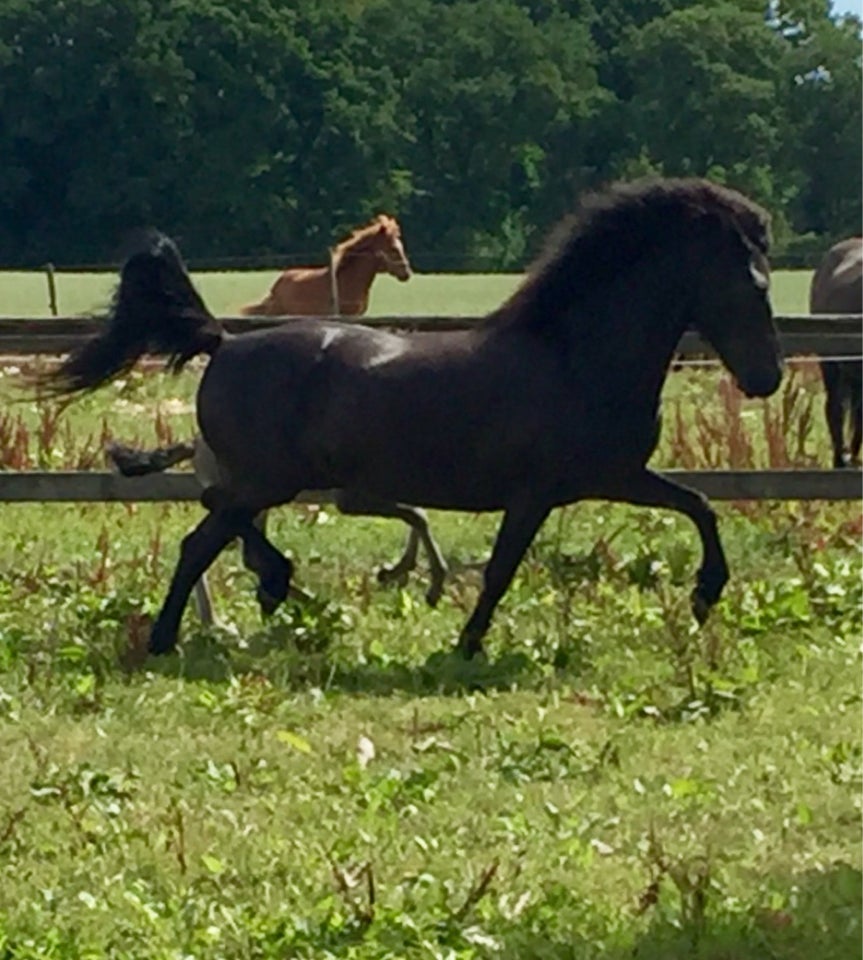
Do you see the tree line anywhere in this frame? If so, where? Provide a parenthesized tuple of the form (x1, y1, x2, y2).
(0, 0, 859, 268)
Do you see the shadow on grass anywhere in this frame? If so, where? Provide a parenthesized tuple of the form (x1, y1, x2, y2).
(254, 862, 861, 960)
(501, 862, 861, 960)
(139, 619, 540, 697)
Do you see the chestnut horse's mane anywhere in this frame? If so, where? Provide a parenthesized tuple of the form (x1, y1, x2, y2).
(332, 214, 400, 258)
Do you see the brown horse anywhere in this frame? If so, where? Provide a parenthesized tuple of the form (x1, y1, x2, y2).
(239, 214, 412, 316)
(42, 178, 783, 660)
(810, 237, 862, 468)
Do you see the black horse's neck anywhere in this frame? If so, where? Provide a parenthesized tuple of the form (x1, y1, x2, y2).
(492, 239, 696, 419)
(581, 244, 695, 411)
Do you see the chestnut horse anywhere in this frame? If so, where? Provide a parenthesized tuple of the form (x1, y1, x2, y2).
(239, 214, 412, 316)
(43, 178, 783, 660)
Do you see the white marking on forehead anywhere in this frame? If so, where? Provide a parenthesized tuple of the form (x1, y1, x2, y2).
(750, 250, 771, 290)
(320, 327, 342, 350)
(835, 245, 863, 280)
(365, 339, 407, 368)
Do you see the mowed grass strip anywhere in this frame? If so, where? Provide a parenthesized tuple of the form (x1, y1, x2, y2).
(0, 268, 814, 318)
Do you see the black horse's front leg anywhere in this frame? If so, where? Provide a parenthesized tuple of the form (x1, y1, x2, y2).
(457, 501, 550, 659)
(150, 505, 255, 654)
(605, 469, 728, 624)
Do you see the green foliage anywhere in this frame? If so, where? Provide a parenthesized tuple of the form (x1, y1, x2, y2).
(0, 0, 859, 265)
(0, 244, 860, 959)
(0, 354, 860, 955)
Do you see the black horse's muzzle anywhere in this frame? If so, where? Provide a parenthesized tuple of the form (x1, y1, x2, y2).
(738, 359, 784, 398)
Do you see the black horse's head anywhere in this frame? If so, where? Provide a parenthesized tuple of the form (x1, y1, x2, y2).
(689, 202, 783, 398)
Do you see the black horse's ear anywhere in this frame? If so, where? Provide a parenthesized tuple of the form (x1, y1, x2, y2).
(115, 228, 176, 265)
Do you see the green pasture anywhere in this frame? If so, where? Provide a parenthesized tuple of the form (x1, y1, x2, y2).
(0, 275, 859, 957)
(0, 268, 814, 318)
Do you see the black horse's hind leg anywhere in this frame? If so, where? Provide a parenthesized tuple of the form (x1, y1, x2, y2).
(150, 505, 255, 655)
(604, 469, 728, 624)
(239, 511, 295, 615)
(456, 502, 550, 659)
(107, 440, 196, 476)
(335, 491, 448, 606)
(821, 363, 848, 468)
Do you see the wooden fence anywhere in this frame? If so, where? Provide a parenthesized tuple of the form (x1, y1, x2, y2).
(0, 313, 860, 504)
(0, 470, 858, 503)
(0, 313, 861, 356)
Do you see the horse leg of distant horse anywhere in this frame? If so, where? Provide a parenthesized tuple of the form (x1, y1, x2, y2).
(150, 505, 255, 655)
(821, 363, 848, 468)
(192, 575, 217, 626)
(604, 469, 728, 624)
(237, 510, 296, 615)
(456, 502, 551, 659)
(335, 491, 448, 606)
(848, 383, 862, 466)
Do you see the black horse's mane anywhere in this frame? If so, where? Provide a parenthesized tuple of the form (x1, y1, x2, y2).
(492, 177, 771, 331)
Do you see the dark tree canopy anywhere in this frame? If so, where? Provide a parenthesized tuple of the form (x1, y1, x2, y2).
(0, 0, 859, 266)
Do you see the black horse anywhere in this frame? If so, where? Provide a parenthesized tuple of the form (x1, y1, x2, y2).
(40, 178, 783, 658)
(809, 237, 862, 469)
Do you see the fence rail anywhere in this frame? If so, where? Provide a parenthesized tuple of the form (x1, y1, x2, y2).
(0, 314, 859, 504)
(0, 470, 858, 503)
(0, 314, 860, 357)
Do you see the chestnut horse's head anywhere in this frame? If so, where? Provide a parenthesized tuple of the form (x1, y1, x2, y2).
(369, 214, 412, 281)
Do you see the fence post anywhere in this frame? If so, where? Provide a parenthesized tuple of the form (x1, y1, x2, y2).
(44, 263, 58, 317)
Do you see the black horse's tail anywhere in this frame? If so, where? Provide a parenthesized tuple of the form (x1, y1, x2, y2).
(35, 231, 223, 397)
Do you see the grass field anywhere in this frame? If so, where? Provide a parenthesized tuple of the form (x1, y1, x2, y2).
(0, 271, 859, 958)
(0, 268, 815, 318)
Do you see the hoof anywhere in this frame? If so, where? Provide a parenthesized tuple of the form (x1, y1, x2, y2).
(254, 559, 293, 616)
(256, 586, 283, 617)
(377, 564, 410, 588)
(425, 583, 444, 608)
(455, 634, 484, 660)
(690, 589, 712, 626)
(691, 565, 727, 626)
(148, 619, 179, 656)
